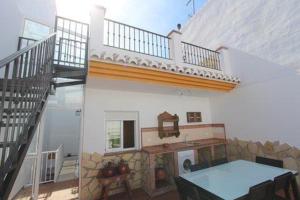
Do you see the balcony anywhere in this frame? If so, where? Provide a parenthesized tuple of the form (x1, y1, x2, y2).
(88, 6, 240, 92)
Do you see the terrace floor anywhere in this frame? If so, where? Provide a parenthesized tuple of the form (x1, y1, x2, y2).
(14, 179, 79, 200)
(14, 179, 180, 200)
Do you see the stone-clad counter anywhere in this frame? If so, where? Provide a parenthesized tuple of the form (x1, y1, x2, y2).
(141, 138, 227, 197)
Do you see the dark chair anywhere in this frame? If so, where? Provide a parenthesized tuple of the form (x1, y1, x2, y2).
(274, 172, 293, 199)
(211, 157, 228, 167)
(256, 156, 283, 168)
(195, 187, 216, 200)
(247, 180, 274, 200)
(190, 162, 209, 172)
(174, 176, 200, 200)
(291, 175, 300, 200)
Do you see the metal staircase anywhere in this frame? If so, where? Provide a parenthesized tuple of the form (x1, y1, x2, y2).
(0, 16, 88, 199)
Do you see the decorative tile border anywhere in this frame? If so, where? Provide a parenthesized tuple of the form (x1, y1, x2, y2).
(93, 52, 240, 84)
(141, 123, 225, 132)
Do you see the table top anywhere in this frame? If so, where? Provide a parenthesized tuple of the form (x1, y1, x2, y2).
(180, 160, 297, 200)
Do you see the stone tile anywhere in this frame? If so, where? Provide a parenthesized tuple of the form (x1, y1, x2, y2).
(91, 152, 102, 163)
(274, 143, 291, 153)
(283, 157, 298, 170)
(82, 152, 91, 161)
(122, 153, 133, 161)
(82, 177, 93, 187)
(88, 178, 99, 193)
(133, 152, 141, 160)
(248, 142, 258, 154)
(81, 167, 88, 178)
(238, 140, 248, 148)
(135, 160, 141, 171)
(263, 141, 274, 154)
(82, 159, 96, 169)
(81, 186, 91, 200)
(86, 169, 99, 178)
(287, 147, 300, 159)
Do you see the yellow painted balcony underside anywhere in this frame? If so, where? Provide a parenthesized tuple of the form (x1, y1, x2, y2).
(88, 60, 237, 91)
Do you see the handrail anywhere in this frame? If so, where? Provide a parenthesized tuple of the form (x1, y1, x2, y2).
(0, 33, 56, 67)
(0, 32, 57, 199)
(104, 18, 169, 39)
(181, 41, 220, 54)
(22, 145, 64, 186)
(104, 18, 170, 59)
(17, 37, 37, 50)
(18, 36, 37, 42)
(54, 16, 89, 69)
(181, 41, 221, 70)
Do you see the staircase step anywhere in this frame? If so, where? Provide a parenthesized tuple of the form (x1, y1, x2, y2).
(2, 108, 31, 114)
(1, 115, 24, 119)
(0, 142, 17, 148)
(0, 31, 57, 200)
(54, 64, 86, 72)
(0, 122, 23, 127)
(3, 96, 39, 102)
(53, 80, 86, 88)
(54, 70, 87, 79)
(0, 79, 36, 91)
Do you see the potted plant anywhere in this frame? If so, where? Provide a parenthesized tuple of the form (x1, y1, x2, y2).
(118, 159, 130, 174)
(101, 162, 116, 177)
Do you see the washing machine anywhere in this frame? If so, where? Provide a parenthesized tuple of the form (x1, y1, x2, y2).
(177, 150, 195, 175)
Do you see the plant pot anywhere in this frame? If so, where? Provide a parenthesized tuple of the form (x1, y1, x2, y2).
(118, 159, 129, 174)
(101, 162, 116, 177)
(155, 167, 167, 181)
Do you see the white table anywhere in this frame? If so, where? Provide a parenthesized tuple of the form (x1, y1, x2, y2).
(180, 160, 297, 200)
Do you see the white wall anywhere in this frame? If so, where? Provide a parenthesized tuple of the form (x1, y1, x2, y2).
(210, 48, 300, 147)
(8, 122, 41, 200)
(8, 158, 34, 200)
(83, 78, 213, 154)
(0, 0, 56, 59)
(43, 85, 83, 156)
(182, 0, 300, 70)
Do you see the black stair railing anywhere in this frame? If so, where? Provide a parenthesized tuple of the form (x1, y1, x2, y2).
(54, 16, 89, 69)
(104, 18, 170, 59)
(0, 33, 56, 199)
(17, 37, 37, 51)
(182, 41, 221, 70)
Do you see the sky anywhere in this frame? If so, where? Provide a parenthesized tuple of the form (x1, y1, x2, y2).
(56, 0, 206, 35)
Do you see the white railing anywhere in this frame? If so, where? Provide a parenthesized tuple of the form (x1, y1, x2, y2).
(54, 145, 64, 182)
(24, 145, 64, 185)
(40, 150, 56, 183)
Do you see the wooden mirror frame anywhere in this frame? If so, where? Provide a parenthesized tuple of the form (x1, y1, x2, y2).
(158, 111, 180, 139)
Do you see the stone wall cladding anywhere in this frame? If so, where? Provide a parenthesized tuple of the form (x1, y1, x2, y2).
(80, 151, 142, 200)
(141, 152, 150, 194)
(80, 139, 300, 199)
(227, 138, 300, 187)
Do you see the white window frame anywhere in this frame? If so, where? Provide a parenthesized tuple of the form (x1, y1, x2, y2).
(104, 111, 139, 153)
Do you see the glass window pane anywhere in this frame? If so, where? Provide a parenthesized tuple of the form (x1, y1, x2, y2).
(123, 120, 135, 148)
(23, 19, 50, 40)
(106, 121, 121, 149)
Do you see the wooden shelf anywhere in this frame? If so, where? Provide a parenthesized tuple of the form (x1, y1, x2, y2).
(158, 111, 180, 139)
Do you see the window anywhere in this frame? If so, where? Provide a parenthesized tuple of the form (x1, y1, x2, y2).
(23, 19, 51, 40)
(105, 112, 139, 152)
